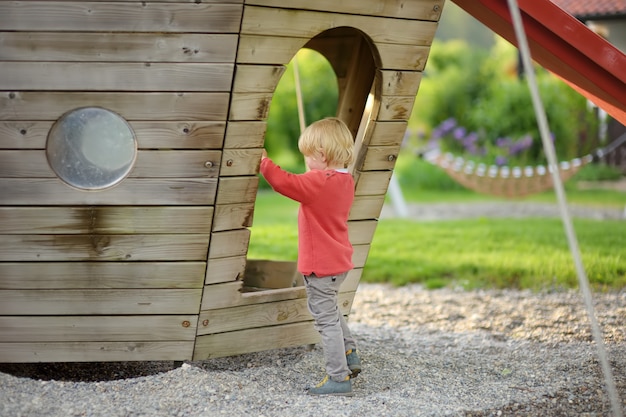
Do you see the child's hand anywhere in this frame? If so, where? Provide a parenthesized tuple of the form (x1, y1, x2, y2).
(261, 149, 268, 160)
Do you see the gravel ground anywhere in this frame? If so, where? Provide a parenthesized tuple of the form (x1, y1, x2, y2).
(1, 283, 624, 417)
(1, 201, 624, 416)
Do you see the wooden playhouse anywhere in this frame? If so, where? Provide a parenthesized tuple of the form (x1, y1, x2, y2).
(0, 0, 444, 362)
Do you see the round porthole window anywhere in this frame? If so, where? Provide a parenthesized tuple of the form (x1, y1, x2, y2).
(46, 107, 137, 190)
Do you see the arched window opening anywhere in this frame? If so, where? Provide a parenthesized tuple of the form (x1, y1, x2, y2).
(243, 48, 338, 293)
(242, 28, 379, 295)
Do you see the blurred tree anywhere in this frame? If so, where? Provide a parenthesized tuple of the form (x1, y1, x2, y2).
(411, 37, 595, 165)
(264, 49, 338, 172)
(435, 2, 494, 50)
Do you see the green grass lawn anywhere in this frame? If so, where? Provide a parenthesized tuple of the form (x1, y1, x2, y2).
(249, 159, 626, 292)
(365, 217, 626, 291)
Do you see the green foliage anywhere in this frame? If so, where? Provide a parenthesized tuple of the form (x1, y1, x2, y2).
(414, 39, 490, 130)
(469, 71, 592, 162)
(412, 37, 598, 166)
(264, 49, 338, 174)
(435, 2, 496, 50)
(394, 152, 466, 193)
(248, 191, 299, 261)
(572, 162, 623, 182)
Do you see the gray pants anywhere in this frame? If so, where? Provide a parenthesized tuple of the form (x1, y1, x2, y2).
(304, 272, 357, 382)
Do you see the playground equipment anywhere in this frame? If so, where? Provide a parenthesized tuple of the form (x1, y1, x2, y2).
(0, 0, 444, 362)
(421, 132, 626, 198)
(0, 0, 624, 363)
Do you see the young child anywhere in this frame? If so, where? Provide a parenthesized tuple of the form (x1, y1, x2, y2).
(260, 117, 362, 396)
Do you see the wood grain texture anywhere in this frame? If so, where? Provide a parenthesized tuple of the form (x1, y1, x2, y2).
(0, 63, 234, 92)
(0, 178, 217, 205)
(237, 35, 306, 65)
(0, 315, 198, 342)
(360, 145, 402, 170)
(241, 6, 438, 46)
(0, 121, 227, 150)
(0, 207, 213, 234)
(229, 92, 273, 121)
(0, 92, 230, 121)
(367, 121, 408, 147)
(215, 176, 259, 204)
(377, 42, 432, 71)
(212, 203, 255, 231)
(193, 320, 320, 359)
(197, 292, 354, 335)
(204, 255, 246, 285)
(354, 170, 393, 196)
(208, 229, 250, 259)
(0, 150, 221, 178)
(349, 195, 386, 220)
(348, 220, 378, 245)
(0, 234, 210, 261)
(0, 32, 238, 62)
(352, 244, 370, 268)
(377, 95, 417, 121)
(245, 0, 444, 20)
(233, 65, 285, 93)
(223, 121, 267, 148)
(380, 70, 423, 96)
(220, 149, 262, 176)
(0, 262, 205, 289)
(0, 289, 202, 315)
(0, 2, 242, 33)
(0, 341, 194, 362)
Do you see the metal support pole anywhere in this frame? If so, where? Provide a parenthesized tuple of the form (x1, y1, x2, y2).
(506, 1, 623, 415)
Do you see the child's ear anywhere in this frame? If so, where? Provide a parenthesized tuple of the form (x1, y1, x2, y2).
(319, 150, 327, 162)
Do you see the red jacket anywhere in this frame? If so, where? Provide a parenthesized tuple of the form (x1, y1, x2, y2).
(260, 158, 354, 276)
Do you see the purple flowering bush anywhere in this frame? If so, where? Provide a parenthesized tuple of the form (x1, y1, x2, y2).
(415, 39, 598, 168)
(430, 117, 540, 167)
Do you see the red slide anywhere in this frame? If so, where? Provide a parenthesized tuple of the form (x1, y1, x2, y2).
(452, 0, 626, 125)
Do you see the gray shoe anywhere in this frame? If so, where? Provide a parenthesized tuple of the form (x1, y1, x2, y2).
(346, 349, 361, 378)
(307, 375, 353, 396)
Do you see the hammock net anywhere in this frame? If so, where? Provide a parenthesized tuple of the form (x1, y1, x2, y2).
(421, 132, 626, 199)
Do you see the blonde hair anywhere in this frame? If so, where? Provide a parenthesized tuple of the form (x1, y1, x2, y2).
(298, 117, 355, 168)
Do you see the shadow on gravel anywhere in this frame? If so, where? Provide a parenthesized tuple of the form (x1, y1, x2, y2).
(0, 361, 183, 382)
(0, 346, 311, 382)
(0, 346, 314, 382)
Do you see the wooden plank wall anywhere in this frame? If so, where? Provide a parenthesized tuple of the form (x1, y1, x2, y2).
(0, 0, 443, 362)
(0, 0, 244, 362)
(193, 0, 443, 360)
